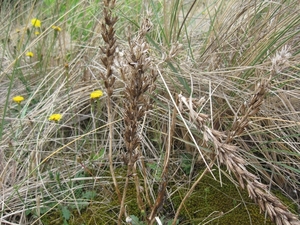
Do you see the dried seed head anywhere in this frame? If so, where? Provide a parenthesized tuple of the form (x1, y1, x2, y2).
(271, 45, 291, 73)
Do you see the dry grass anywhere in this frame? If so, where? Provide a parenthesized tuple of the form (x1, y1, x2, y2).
(1, 0, 300, 224)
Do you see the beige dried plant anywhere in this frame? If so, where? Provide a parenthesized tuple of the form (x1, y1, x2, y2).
(173, 46, 299, 225)
(100, 0, 117, 96)
(118, 18, 158, 223)
(99, 0, 121, 201)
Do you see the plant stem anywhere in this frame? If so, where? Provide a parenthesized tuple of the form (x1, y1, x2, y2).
(107, 98, 121, 202)
(172, 161, 215, 225)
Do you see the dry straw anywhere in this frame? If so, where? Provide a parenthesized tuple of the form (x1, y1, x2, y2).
(117, 18, 158, 223)
(99, 0, 121, 202)
(173, 45, 299, 225)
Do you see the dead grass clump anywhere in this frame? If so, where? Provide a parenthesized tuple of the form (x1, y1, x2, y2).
(118, 18, 158, 223)
(173, 44, 299, 224)
(1, 0, 300, 224)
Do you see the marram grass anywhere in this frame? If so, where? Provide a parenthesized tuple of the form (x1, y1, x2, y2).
(0, 0, 300, 224)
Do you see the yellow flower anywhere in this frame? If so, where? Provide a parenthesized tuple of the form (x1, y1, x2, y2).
(90, 90, 103, 99)
(48, 114, 62, 122)
(26, 52, 34, 57)
(12, 95, 24, 104)
(51, 25, 62, 32)
(31, 18, 41, 28)
(35, 31, 40, 35)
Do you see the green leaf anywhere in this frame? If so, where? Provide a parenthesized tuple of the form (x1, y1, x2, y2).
(130, 215, 143, 225)
(40, 206, 50, 215)
(61, 206, 71, 220)
(77, 202, 89, 210)
(147, 163, 162, 181)
(82, 190, 96, 200)
(48, 170, 54, 180)
(91, 148, 105, 161)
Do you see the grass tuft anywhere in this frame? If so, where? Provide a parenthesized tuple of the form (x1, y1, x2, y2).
(1, 0, 300, 224)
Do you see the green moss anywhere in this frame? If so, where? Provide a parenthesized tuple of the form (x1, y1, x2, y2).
(68, 182, 143, 224)
(171, 168, 276, 225)
(40, 166, 297, 225)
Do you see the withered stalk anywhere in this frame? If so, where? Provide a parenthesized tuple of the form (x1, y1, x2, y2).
(118, 19, 157, 223)
(100, 0, 121, 202)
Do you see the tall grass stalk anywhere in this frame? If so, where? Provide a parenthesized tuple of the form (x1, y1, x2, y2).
(99, 0, 121, 202)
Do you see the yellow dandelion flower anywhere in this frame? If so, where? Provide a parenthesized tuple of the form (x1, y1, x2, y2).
(48, 114, 62, 122)
(12, 95, 24, 104)
(31, 18, 41, 28)
(26, 52, 34, 57)
(90, 90, 103, 99)
(51, 25, 62, 32)
(35, 31, 40, 35)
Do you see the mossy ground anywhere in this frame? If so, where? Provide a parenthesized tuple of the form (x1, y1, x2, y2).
(171, 169, 274, 225)
(37, 165, 297, 225)
(39, 167, 144, 225)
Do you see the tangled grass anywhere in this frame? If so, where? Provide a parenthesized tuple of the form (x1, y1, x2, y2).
(1, 0, 300, 224)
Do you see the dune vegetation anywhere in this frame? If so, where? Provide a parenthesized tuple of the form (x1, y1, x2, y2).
(1, 0, 300, 224)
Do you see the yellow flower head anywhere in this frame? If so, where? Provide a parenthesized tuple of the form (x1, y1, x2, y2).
(12, 95, 24, 104)
(51, 25, 62, 32)
(35, 31, 40, 35)
(48, 114, 62, 122)
(90, 90, 103, 99)
(26, 52, 34, 57)
(31, 18, 41, 28)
